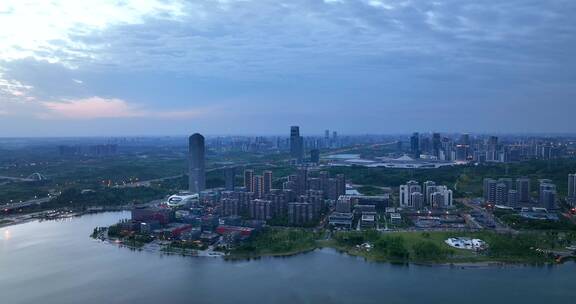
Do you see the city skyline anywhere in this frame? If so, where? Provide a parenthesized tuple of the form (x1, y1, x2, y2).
(1, 0, 576, 136)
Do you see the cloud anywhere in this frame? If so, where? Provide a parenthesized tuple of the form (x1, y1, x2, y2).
(0, 0, 186, 65)
(39, 97, 213, 120)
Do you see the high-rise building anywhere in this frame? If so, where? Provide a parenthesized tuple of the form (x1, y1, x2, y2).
(508, 190, 518, 207)
(423, 181, 436, 205)
(495, 183, 508, 205)
(263, 171, 273, 194)
(432, 185, 453, 208)
(483, 178, 497, 203)
(296, 168, 308, 196)
(410, 132, 420, 159)
(336, 174, 346, 197)
(410, 192, 424, 210)
(310, 149, 320, 164)
(188, 133, 206, 193)
(290, 126, 304, 163)
(568, 174, 576, 204)
(516, 177, 531, 203)
(253, 175, 264, 198)
(249, 199, 272, 220)
(432, 133, 441, 158)
(539, 181, 556, 208)
(400, 180, 421, 208)
(288, 202, 313, 226)
(541, 190, 557, 210)
(244, 169, 254, 192)
(225, 167, 236, 191)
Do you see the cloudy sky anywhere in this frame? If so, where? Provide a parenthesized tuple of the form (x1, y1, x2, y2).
(0, 0, 575, 136)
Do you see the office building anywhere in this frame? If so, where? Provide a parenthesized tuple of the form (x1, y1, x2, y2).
(188, 133, 206, 193)
(290, 126, 304, 163)
(432, 133, 441, 158)
(410, 132, 420, 159)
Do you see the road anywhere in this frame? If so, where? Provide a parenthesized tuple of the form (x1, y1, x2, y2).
(457, 198, 515, 233)
(0, 175, 34, 182)
(1, 197, 53, 211)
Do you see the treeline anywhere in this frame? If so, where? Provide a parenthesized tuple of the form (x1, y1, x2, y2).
(46, 187, 169, 209)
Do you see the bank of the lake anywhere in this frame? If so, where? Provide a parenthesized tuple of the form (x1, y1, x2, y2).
(2, 212, 575, 304)
(224, 228, 573, 265)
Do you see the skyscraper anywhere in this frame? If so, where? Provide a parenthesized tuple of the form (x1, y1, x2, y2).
(432, 133, 441, 158)
(410, 132, 420, 159)
(290, 126, 304, 162)
(188, 133, 206, 194)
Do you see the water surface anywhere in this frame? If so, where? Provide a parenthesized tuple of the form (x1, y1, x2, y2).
(1, 212, 574, 304)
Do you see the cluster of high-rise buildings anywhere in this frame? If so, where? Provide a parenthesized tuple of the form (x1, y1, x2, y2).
(483, 177, 559, 209)
(409, 132, 568, 163)
(220, 168, 346, 226)
(186, 131, 347, 226)
(399, 180, 453, 210)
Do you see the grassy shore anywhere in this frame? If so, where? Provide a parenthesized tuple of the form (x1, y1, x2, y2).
(228, 229, 561, 265)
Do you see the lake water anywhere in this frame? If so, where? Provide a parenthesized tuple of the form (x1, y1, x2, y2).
(1, 212, 575, 304)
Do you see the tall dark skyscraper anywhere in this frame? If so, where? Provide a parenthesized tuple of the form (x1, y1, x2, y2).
(290, 126, 304, 162)
(410, 132, 420, 159)
(188, 133, 206, 193)
(432, 132, 441, 158)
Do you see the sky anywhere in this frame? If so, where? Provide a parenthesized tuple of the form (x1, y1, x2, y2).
(0, 0, 575, 136)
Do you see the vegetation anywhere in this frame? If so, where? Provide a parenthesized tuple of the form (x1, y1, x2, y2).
(331, 231, 556, 264)
(328, 159, 576, 198)
(497, 213, 576, 231)
(229, 228, 321, 258)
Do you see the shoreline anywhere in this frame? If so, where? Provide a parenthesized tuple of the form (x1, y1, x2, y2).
(4, 211, 570, 268)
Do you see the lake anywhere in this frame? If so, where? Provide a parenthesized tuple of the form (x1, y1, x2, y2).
(1, 212, 574, 304)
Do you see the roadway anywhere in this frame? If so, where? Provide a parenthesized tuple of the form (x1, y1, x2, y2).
(0, 175, 34, 182)
(1, 197, 53, 211)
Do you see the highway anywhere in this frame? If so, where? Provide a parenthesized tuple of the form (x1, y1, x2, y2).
(0, 175, 34, 182)
(1, 197, 53, 211)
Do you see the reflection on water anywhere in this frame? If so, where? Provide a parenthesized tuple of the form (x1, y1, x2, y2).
(0, 212, 575, 304)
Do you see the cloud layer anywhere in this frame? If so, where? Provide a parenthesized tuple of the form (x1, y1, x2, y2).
(39, 97, 213, 120)
(0, 0, 575, 135)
